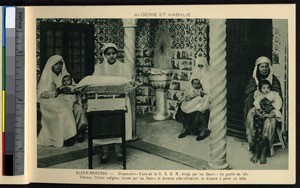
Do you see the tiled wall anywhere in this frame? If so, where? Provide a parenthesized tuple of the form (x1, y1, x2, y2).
(134, 19, 208, 117)
(135, 19, 158, 114)
(272, 20, 288, 133)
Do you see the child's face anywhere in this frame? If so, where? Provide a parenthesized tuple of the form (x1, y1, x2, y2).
(62, 76, 72, 86)
(192, 79, 202, 89)
(261, 84, 270, 94)
(104, 48, 117, 64)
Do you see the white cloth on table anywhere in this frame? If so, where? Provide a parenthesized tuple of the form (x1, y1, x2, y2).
(79, 73, 134, 145)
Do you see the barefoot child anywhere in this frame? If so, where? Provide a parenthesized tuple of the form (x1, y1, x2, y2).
(251, 79, 282, 164)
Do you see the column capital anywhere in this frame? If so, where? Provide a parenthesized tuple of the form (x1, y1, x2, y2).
(122, 19, 137, 28)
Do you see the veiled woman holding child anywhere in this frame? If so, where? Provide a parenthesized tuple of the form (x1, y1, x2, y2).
(175, 56, 211, 141)
(37, 55, 87, 148)
(244, 56, 283, 164)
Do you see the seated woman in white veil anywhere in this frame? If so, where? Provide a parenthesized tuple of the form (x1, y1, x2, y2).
(37, 55, 87, 148)
(175, 56, 211, 141)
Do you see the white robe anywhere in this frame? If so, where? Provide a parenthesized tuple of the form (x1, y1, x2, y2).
(181, 57, 211, 114)
(253, 90, 283, 120)
(37, 55, 77, 148)
(92, 59, 133, 144)
(246, 90, 283, 147)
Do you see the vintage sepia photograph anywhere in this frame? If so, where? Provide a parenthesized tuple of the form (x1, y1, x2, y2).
(35, 17, 290, 172)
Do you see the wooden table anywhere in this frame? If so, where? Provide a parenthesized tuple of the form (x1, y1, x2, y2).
(86, 109, 127, 169)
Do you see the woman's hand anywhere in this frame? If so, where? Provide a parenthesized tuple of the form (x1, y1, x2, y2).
(185, 96, 191, 101)
(50, 82, 57, 91)
(264, 111, 276, 118)
(255, 108, 265, 118)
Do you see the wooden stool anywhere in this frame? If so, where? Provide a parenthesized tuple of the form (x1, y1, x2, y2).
(270, 127, 286, 156)
(247, 126, 286, 156)
(86, 109, 127, 169)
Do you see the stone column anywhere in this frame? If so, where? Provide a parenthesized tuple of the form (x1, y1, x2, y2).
(122, 19, 138, 140)
(207, 19, 229, 169)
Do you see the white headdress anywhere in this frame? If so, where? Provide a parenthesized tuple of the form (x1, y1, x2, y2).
(93, 43, 132, 79)
(101, 43, 118, 53)
(189, 56, 211, 96)
(252, 56, 274, 85)
(37, 55, 69, 97)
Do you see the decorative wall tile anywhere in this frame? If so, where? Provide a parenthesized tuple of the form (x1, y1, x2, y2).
(272, 20, 288, 134)
(135, 19, 208, 116)
(94, 20, 124, 64)
(136, 19, 159, 49)
(272, 27, 280, 64)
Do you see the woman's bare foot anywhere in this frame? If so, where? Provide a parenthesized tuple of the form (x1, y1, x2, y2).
(250, 153, 259, 163)
(259, 154, 267, 164)
(259, 142, 268, 164)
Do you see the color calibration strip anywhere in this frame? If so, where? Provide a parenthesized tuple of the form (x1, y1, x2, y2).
(4, 6, 16, 176)
(1, 6, 6, 176)
(1, 6, 25, 176)
(14, 7, 25, 175)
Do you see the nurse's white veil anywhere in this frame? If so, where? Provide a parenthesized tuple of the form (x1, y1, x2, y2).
(188, 56, 211, 97)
